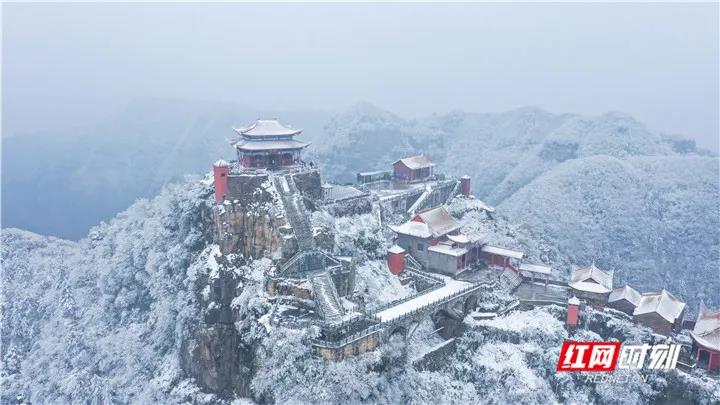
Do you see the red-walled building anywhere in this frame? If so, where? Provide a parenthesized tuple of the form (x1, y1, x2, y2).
(393, 155, 435, 181)
(690, 303, 720, 371)
(233, 119, 309, 169)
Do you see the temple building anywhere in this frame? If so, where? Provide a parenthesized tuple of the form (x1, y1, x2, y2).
(393, 155, 435, 181)
(568, 264, 613, 308)
(389, 206, 480, 274)
(608, 284, 642, 316)
(632, 290, 686, 336)
(690, 303, 720, 371)
(232, 119, 309, 169)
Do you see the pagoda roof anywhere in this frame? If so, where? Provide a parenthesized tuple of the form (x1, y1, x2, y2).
(234, 139, 310, 151)
(691, 303, 720, 352)
(609, 284, 642, 306)
(233, 119, 302, 137)
(394, 155, 435, 170)
(633, 289, 686, 323)
(569, 264, 613, 294)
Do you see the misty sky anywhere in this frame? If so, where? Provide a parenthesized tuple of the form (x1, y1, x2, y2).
(3, 2, 719, 151)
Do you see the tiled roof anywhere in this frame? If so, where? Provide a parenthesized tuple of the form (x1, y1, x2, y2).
(394, 155, 435, 170)
(569, 264, 613, 294)
(633, 290, 686, 323)
(233, 119, 302, 137)
(609, 284, 642, 306)
(691, 303, 720, 352)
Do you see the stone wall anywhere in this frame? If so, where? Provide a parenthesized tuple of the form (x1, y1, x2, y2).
(226, 173, 270, 201)
(323, 196, 373, 217)
(292, 169, 322, 200)
(330, 262, 356, 297)
(315, 332, 380, 361)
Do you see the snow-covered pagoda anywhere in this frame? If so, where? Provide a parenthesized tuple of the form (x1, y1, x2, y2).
(232, 119, 309, 169)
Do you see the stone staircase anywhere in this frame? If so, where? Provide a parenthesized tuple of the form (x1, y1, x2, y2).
(274, 174, 315, 251)
(445, 180, 461, 204)
(311, 273, 345, 321)
(498, 267, 523, 292)
(405, 253, 424, 272)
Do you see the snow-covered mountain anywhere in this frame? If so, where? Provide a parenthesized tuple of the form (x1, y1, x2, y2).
(3, 177, 719, 404)
(316, 103, 719, 311)
(499, 155, 720, 308)
(4, 99, 718, 310)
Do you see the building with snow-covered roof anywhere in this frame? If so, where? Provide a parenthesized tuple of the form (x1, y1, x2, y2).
(608, 284, 642, 316)
(232, 119, 309, 169)
(389, 206, 481, 275)
(393, 155, 435, 182)
(632, 289, 686, 336)
(568, 264, 613, 308)
(690, 303, 720, 371)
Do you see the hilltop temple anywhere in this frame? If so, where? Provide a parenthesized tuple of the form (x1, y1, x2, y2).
(232, 119, 309, 169)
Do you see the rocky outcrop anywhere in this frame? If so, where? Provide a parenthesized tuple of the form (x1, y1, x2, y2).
(183, 253, 259, 398)
(213, 202, 292, 258)
(213, 173, 297, 259)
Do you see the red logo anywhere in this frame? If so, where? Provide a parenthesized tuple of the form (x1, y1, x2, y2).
(557, 341, 621, 372)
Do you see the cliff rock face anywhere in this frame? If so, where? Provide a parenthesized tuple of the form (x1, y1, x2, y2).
(213, 203, 291, 258)
(291, 169, 323, 200)
(213, 173, 295, 258)
(182, 252, 257, 398)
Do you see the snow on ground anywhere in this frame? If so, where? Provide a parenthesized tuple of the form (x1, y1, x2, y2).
(354, 260, 414, 308)
(467, 306, 566, 340)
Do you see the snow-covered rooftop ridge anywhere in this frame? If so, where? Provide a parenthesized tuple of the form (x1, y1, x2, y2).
(233, 118, 302, 137)
(569, 263, 613, 293)
(568, 296, 581, 306)
(633, 289, 686, 323)
(389, 221, 432, 238)
(388, 245, 405, 254)
(691, 303, 720, 352)
(447, 234, 469, 244)
(394, 154, 435, 170)
(519, 263, 551, 275)
(693, 302, 720, 337)
(415, 206, 460, 238)
(481, 245, 524, 259)
(428, 242, 468, 257)
(609, 284, 642, 306)
(213, 159, 229, 167)
(233, 139, 310, 151)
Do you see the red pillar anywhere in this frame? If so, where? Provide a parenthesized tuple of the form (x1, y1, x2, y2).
(213, 160, 230, 203)
(566, 297, 580, 328)
(460, 175, 471, 197)
(709, 351, 720, 371)
(387, 245, 406, 275)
